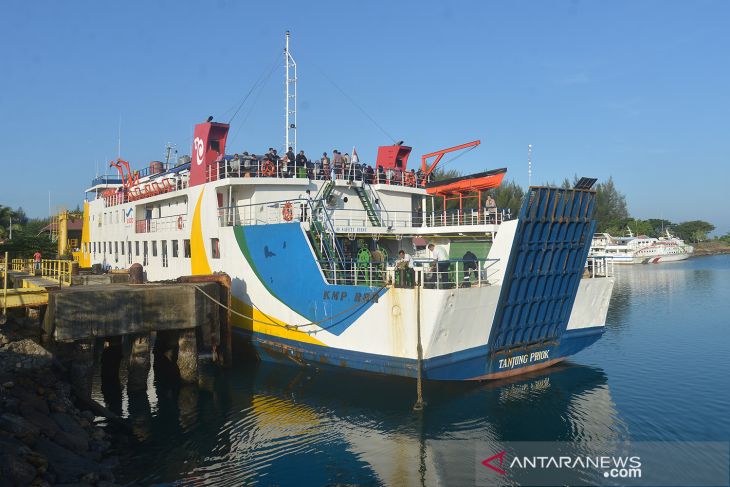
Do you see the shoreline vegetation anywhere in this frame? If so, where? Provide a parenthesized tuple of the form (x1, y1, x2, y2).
(693, 241, 730, 257)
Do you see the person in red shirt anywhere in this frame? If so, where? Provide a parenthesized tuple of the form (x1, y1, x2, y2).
(33, 251, 41, 270)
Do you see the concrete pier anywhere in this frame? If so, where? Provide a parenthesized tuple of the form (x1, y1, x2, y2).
(41, 277, 232, 396)
(43, 282, 220, 343)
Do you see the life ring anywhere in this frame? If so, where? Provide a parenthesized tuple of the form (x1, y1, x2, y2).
(404, 172, 416, 187)
(261, 160, 275, 177)
(177, 216, 183, 230)
(282, 202, 293, 222)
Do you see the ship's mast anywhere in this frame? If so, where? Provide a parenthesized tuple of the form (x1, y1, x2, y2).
(528, 144, 532, 187)
(284, 31, 297, 154)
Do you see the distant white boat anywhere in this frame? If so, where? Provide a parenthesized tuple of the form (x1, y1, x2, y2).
(590, 229, 694, 264)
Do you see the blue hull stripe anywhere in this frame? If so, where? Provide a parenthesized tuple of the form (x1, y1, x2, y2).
(234, 326, 605, 381)
(238, 223, 383, 336)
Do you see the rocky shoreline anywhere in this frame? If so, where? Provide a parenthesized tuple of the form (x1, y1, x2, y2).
(693, 241, 730, 257)
(0, 316, 122, 486)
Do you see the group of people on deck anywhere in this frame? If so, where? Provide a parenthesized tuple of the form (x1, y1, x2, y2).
(218, 147, 432, 187)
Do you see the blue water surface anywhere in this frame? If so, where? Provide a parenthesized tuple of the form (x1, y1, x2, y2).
(105, 255, 730, 486)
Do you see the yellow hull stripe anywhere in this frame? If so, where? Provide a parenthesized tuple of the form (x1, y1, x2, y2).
(190, 190, 212, 275)
(230, 295, 325, 346)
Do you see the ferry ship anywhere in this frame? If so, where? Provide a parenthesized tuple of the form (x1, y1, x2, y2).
(75, 33, 614, 381)
(590, 230, 694, 264)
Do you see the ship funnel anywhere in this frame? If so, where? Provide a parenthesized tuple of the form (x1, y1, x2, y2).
(189, 121, 230, 187)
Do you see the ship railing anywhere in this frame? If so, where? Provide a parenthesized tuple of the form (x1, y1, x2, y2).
(102, 175, 190, 207)
(102, 191, 128, 207)
(422, 208, 509, 227)
(10, 258, 73, 286)
(135, 213, 188, 234)
(219, 199, 311, 227)
(318, 257, 500, 288)
(91, 175, 124, 187)
(206, 159, 430, 188)
(585, 256, 614, 278)
(328, 207, 509, 228)
(219, 200, 511, 229)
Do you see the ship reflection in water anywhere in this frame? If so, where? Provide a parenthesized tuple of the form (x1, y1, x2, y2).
(108, 360, 626, 486)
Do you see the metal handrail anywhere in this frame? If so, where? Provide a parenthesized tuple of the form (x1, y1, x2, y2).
(135, 213, 188, 233)
(317, 258, 500, 287)
(11, 258, 73, 286)
(205, 159, 428, 188)
(585, 256, 614, 278)
(219, 200, 510, 229)
(102, 174, 190, 207)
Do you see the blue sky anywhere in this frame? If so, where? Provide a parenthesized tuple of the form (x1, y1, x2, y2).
(1, 0, 728, 233)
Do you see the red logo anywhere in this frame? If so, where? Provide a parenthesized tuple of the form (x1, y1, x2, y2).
(482, 451, 507, 475)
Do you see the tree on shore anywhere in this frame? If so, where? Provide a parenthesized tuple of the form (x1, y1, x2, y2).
(0, 204, 55, 258)
(593, 177, 629, 232)
(493, 180, 525, 218)
(672, 220, 715, 243)
(426, 169, 716, 240)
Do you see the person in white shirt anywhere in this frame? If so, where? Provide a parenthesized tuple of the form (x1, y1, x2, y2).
(396, 249, 415, 287)
(396, 250, 414, 269)
(428, 243, 450, 288)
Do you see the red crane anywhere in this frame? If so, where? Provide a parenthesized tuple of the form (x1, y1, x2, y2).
(420, 139, 481, 177)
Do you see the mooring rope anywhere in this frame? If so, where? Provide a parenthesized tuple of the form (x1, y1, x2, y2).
(192, 283, 386, 336)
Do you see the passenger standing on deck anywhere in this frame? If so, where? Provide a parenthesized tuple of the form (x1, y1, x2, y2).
(286, 146, 295, 177)
(229, 153, 241, 177)
(296, 150, 308, 178)
(33, 250, 42, 271)
(333, 150, 343, 179)
(241, 152, 252, 175)
(396, 249, 415, 287)
(215, 152, 225, 179)
(343, 152, 351, 180)
(484, 194, 497, 223)
(321, 152, 330, 180)
(428, 243, 449, 288)
(352, 149, 361, 180)
(281, 152, 290, 178)
(302, 189, 313, 222)
(396, 250, 414, 269)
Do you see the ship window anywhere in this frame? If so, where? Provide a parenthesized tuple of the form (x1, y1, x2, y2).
(172, 239, 179, 258)
(211, 238, 220, 259)
(183, 239, 191, 258)
(135, 241, 140, 256)
(114, 242, 118, 254)
(161, 240, 168, 268)
(152, 241, 158, 257)
(143, 241, 149, 266)
(120, 241, 125, 255)
(103, 242, 106, 253)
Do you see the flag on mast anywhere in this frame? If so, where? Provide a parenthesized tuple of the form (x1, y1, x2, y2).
(352, 147, 359, 163)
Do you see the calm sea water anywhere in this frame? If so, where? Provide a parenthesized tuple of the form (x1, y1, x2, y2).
(103, 255, 730, 486)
